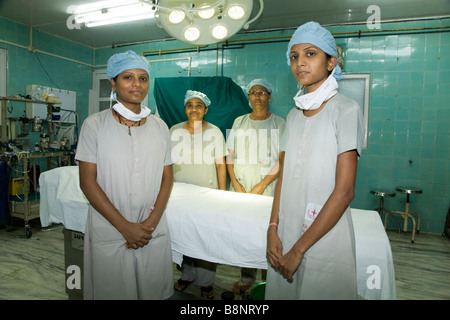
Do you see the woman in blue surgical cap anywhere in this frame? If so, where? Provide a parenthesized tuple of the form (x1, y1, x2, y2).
(226, 79, 285, 294)
(75, 50, 174, 300)
(170, 90, 227, 299)
(265, 22, 365, 300)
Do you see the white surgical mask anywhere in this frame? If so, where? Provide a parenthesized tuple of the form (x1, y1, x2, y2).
(294, 69, 339, 111)
(110, 90, 151, 121)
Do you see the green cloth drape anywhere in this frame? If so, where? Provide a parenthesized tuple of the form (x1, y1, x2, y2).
(153, 76, 252, 137)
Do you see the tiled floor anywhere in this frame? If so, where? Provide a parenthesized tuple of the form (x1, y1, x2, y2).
(0, 218, 449, 300)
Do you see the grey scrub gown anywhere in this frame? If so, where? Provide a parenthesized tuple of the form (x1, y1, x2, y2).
(226, 113, 286, 196)
(169, 122, 226, 287)
(75, 109, 174, 300)
(170, 122, 226, 189)
(265, 94, 365, 300)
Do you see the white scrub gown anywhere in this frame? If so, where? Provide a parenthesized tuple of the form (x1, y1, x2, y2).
(265, 94, 365, 300)
(75, 109, 174, 300)
(226, 113, 286, 196)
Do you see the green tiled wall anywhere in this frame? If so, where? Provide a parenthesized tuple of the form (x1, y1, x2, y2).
(1, 16, 449, 234)
(0, 16, 92, 122)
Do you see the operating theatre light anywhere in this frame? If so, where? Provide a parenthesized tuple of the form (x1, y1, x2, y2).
(68, 0, 264, 45)
(156, 0, 264, 45)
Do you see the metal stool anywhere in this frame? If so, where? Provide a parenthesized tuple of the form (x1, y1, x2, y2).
(388, 186, 422, 243)
(370, 189, 401, 231)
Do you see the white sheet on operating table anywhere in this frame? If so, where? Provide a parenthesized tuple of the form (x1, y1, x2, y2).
(166, 182, 272, 269)
(39, 167, 396, 299)
(352, 208, 397, 300)
(39, 166, 89, 233)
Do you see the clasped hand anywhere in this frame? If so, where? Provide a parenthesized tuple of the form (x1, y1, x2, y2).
(121, 221, 155, 250)
(234, 181, 265, 195)
(267, 230, 304, 282)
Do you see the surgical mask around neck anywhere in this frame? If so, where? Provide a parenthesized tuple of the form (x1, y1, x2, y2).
(293, 69, 339, 111)
(110, 90, 150, 121)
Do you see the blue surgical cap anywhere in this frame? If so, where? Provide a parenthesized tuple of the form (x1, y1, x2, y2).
(106, 50, 150, 80)
(246, 79, 273, 94)
(184, 90, 211, 107)
(286, 21, 343, 80)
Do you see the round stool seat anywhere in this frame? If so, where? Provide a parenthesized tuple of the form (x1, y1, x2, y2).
(393, 186, 422, 243)
(370, 189, 396, 198)
(370, 189, 401, 233)
(395, 186, 422, 195)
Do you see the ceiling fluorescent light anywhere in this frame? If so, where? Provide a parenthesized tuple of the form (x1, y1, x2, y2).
(71, 0, 155, 27)
(86, 12, 155, 28)
(69, 0, 137, 15)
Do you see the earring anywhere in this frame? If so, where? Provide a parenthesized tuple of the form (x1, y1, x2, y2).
(109, 90, 116, 108)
